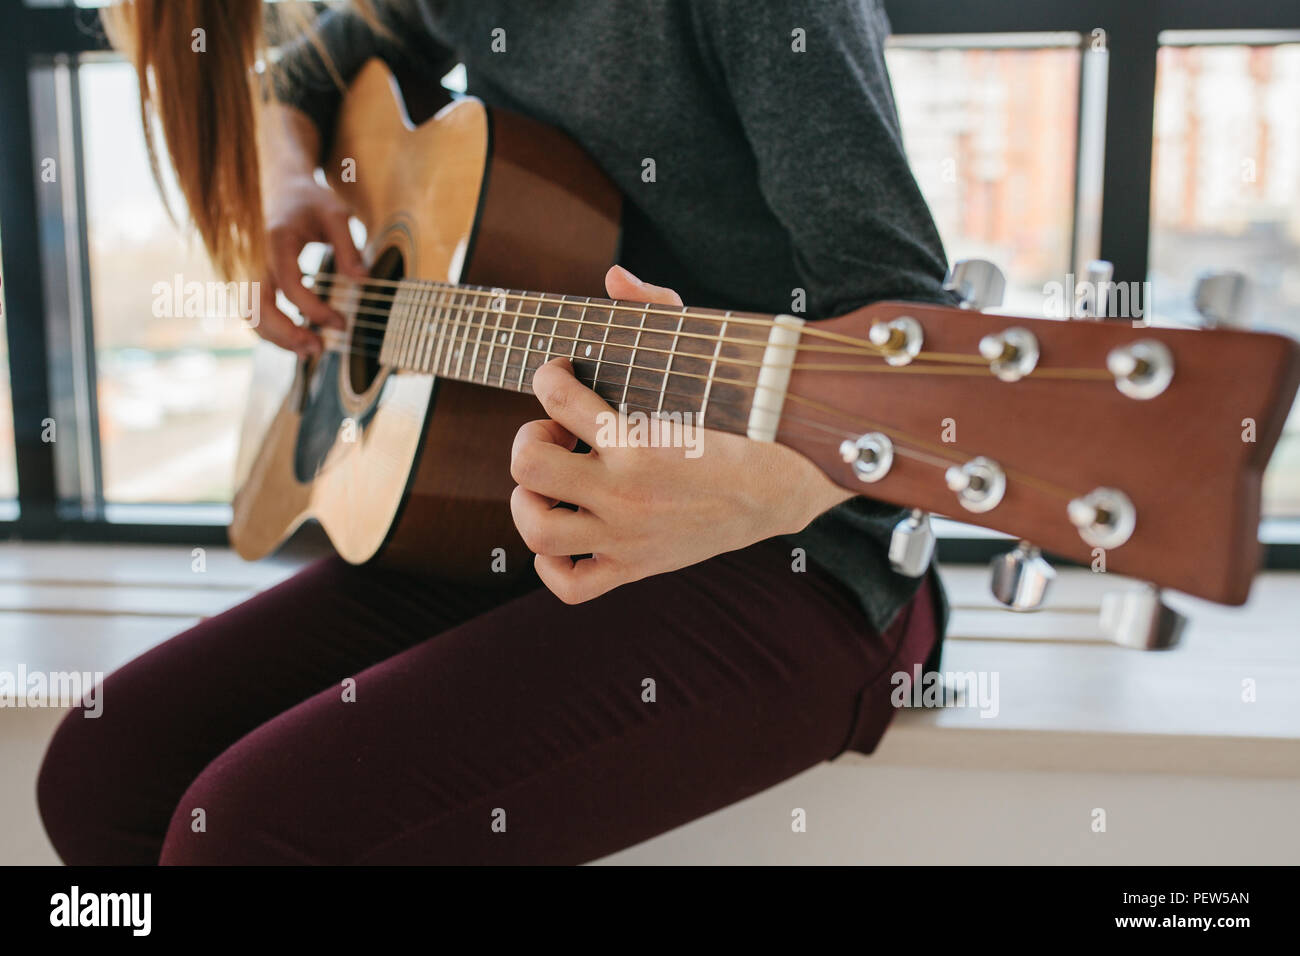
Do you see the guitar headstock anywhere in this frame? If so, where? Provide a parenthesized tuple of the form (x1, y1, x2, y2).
(781, 292, 1300, 606)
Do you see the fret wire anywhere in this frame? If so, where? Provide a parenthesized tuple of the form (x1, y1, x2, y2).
(402, 281, 421, 371)
(571, 297, 590, 360)
(387, 283, 407, 366)
(541, 295, 559, 367)
(461, 285, 483, 377)
(622, 308, 648, 407)
(402, 281, 422, 369)
(441, 287, 463, 377)
(548, 295, 565, 361)
(500, 291, 522, 388)
(594, 304, 613, 388)
(484, 290, 507, 386)
(700, 312, 729, 427)
(396, 282, 414, 370)
(420, 285, 443, 373)
(658, 306, 687, 415)
(427, 284, 448, 373)
(467, 288, 490, 380)
(440, 287, 458, 375)
(405, 280, 425, 372)
(413, 281, 434, 372)
(379, 283, 392, 366)
(376, 284, 394, 364)
(435, 288, 458, 374)
(428, 287, 445, 374)
(454, 286, 475, 379)
(518, 295, 544, 390)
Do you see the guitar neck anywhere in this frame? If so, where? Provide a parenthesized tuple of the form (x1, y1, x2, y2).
(351, 277, 782, 439)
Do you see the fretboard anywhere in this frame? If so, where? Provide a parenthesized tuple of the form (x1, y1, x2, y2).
(366, 279, 772, 435)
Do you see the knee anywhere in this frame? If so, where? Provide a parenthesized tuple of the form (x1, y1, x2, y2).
(37, 703, 125, 865)
(159, 743, 313, 866)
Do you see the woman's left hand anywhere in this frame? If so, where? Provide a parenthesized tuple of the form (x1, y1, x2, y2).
(510, 265, 853, 604)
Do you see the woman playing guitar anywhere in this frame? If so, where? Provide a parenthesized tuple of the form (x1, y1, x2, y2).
(38, 0, 948, 865)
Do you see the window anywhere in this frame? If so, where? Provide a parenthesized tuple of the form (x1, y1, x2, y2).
(887, 34, 1084, 317)
(80, 61, 256, 505)
(1149, 34, 1300, 516)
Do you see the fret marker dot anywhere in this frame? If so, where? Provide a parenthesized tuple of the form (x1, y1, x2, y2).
(584, 345, 592, 357)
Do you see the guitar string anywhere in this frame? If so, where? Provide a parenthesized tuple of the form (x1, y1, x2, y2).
(329, 300, 1112, 382)
(308, 276, 986, 364)
(310, 273, 1104, 372)
(318, 336, 1075, 504)
(310, 272, 899, 355)
(315, 330, 1083, 504)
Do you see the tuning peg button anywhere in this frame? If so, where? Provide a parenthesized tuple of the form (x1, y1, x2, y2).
(945, 456, 1006, 513)
(839, 432, 894, 483)
(1106, 339, 1174, 399)
(1193, 271, 1250, 328)
(1075, 259, 1114, 319)
(989, 541, 1055, 611)
(1099, 584, 1186, 650)
(868, 315, 923, 366)
(944, 259, 1006, 311)
(889, 509, 936, 578)
(1067, 486, 1136, 549)
(978, 327, 1040, 382)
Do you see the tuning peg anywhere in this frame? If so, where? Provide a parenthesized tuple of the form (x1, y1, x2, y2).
(944, 259, 1006, 311)
(888, 509, 936, 578)
(1099, 583, 1186, 650)
(1074, 259, 1114, 318)
(1193, 270, 1250, 328)
(988, 541, 1055, 611)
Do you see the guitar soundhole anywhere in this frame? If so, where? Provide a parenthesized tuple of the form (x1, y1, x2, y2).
(349, 246, 405, 395)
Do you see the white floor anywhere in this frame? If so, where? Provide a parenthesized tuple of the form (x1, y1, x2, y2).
(3, 541, 1298, 865)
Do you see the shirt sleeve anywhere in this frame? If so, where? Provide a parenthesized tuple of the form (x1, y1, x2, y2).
(692, 0, 957, 318)
(272, 1, 458, 162)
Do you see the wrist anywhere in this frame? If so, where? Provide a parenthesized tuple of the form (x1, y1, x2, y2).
(261, 102, 323, 183)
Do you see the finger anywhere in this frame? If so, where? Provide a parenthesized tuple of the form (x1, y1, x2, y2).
(318, 208, 367, 279)
(269, 229, 347, 330)
(534, 553, 626, 605)
(255, 280, 321, 356)
(530, 358, 613, 448)
(511, 419, 601, 505)
(510, 485, 607, 557)
(605, 264, 684, 306)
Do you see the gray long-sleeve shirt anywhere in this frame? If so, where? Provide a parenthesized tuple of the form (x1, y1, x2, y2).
(278, 0, 954, 639)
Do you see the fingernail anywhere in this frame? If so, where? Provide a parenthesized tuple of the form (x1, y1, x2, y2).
(613, 264, 641, 286)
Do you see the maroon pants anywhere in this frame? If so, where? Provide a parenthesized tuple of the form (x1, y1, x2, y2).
(37, 538, 938, 865)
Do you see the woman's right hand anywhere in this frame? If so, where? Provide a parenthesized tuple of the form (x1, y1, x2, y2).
(255, 171, 369, 357)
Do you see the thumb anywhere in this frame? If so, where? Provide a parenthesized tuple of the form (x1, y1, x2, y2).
(321, 209, 367, 279)
(605, 264, 684, 306)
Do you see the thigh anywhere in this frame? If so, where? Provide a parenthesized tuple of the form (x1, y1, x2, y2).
(37, 556, 532, 865)
(159, 540, 938, 864)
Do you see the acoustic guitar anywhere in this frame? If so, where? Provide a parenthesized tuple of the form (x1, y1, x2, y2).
(230, 59, 1300, 606)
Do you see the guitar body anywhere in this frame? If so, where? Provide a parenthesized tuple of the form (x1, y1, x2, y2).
(230, 61, 620, 581)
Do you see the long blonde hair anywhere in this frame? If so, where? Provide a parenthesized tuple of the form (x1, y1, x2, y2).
(104, 1, 376, 279)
